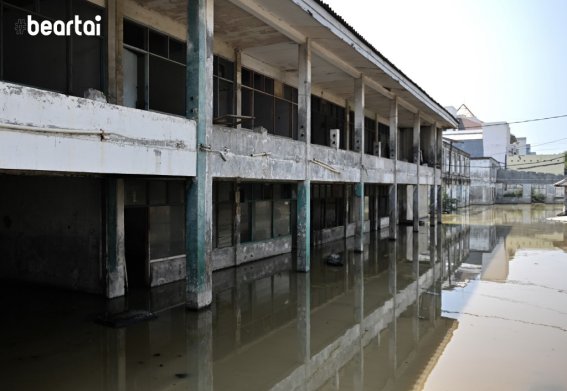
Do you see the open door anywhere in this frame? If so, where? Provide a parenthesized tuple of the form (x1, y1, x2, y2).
(124, 207, 149, 289)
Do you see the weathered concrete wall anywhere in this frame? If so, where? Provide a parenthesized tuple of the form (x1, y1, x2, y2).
(211, 236, 293, 271)
(210, 126, 306, 180)
(0, 82, 197, 176)
(0, 175, 103, 294)
(495, 169, 564, 204)
(149, 256, 186, 287)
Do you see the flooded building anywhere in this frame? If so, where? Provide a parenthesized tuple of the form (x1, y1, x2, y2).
(442, 140, 470, 208)
(0, 0, 457, 308)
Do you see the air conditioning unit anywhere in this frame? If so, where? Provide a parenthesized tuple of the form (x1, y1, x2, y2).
(329, 129, 340, 150)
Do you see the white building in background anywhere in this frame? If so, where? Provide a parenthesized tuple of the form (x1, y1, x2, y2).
(444, 105, 511, 167)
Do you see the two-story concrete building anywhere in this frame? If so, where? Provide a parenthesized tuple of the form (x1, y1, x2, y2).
(0, 0, 457, 308)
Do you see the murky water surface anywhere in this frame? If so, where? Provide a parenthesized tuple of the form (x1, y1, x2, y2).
(1, 205, 566, 390)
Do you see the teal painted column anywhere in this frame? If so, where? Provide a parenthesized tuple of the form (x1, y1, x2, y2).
(297, 40, 311, 272)
(186, 0, 213, 309)
(297, 181, 311, 272)
(105, 177, 125, 299)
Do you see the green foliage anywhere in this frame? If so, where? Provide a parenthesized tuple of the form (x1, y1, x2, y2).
(531, 191, 545, 203)
(442, 192, 458, 213)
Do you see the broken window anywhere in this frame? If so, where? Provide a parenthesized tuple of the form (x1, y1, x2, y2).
(241, 68, 298, 139)
(123, 20, 185, 116)
(1, 0, 104, 97)
(378, 123, 390, 158)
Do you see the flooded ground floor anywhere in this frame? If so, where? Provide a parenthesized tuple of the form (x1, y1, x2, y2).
(1, 204, 566, 390)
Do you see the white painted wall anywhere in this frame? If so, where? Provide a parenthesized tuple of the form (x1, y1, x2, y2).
(0, 82, 196, 176)
(482, 122, 509, 166)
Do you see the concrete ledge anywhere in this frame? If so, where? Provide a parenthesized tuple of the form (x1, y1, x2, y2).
(149, 256, 186, 287)
(237, 236, 292, 265)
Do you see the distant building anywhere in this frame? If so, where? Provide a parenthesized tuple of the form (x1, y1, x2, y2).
(442, 140, 470, 208)
(506, 153, 565, 176)
(443, 105, 511, 167)
(470, 157, 499, 205)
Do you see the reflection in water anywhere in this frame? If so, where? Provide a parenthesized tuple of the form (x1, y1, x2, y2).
(1, 204, 566, 390)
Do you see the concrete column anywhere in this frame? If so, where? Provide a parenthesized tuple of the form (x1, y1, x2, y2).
(234, 49, 242, 128)
(437, 128, 443, 224)
(297, 181, 311, 272)
(186, 310, 213, 390)
(343, 184, 350, 238)
(353, 251, 364, 390)
(297, 40, 312, 272)
(413, 115, 421, 232)
(103, 329, 126, 391)
(296, 273, 311, 386)
(412, 230, 420, 344)
(389, 98, 398, 240)
(186, 0, 214, 309)
(354, 78, 365, 252)
(372, 185, 379, 232)
(430, 124, 437, 226)
(233, 181, 241, 265)
(105, 178, 125, 299)
(345, 100, 351, 151)
(106, 0, 123, 105)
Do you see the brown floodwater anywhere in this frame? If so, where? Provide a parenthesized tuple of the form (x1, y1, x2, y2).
(1, 204, 566, 390)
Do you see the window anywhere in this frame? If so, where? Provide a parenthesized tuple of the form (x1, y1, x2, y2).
(240, 183, 293, 243)
(311, 184, 345, 230)
(213, 55, 235, 121)
(378, 123, 390, 158)
(364, 117, 376, 155)
(311, 96, 346, 149)
(124, 179, 186, 260)
(241, 68, 298, 139)
(1, 0, 104, 97)
(123, 20, 185, 116)
(212, 181, 234, 249)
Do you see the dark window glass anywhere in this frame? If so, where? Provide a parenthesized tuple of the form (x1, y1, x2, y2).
(149, 30, 168, 57)
(40, 0, 67, 19)
(71, 36, 102, 96)
(216, 202, 233, 248)
(125, 180, 147, 206)
(3, 7, 67, 93)
(148, 56, 185, 115)
(5, 0, 35, 11)
(254, 92, 274, 132)
(242, 68, 252, 87)
(124, 20, 146, 50)
(275, 99, 291, 138)
(149, 205, 185, 259)
(168, 181, 185, 205)
(169, 39, 185, 63)
(149, 181, 167, 205)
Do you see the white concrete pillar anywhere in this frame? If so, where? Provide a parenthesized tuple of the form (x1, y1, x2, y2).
(354, 77, 365, 252)
(389, 97, 398, 240)
(297, 39, 312, 271)
(413, 114, 421, 232)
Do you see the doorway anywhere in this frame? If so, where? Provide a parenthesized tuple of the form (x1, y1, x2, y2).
(124, 207, 149, 289)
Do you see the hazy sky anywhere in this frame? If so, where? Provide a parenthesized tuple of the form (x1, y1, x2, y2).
(324, 0, 567, 154)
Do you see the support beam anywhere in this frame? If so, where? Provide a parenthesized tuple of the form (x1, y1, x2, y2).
(389, 97, 398, 240)
(437, 128, 443, 224)
(105, 178, 126, 299)
(413, 113, 421, 232)
(354, 78, 365, 252)
(234, 49, 242, 128)
(430, 124, 437, 226)
(297, 181, 311, 272)
(186, 0, 214, 309)
(106, 0, 123, 105)
(345, 100, 351, 151)
(297, 40, 312, 272)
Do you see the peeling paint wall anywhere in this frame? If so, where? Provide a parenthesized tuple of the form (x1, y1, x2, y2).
(0, 82, 197, 176)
